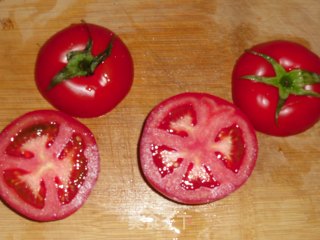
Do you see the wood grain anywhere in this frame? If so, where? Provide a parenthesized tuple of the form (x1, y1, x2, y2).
(0, 0, 319, 239)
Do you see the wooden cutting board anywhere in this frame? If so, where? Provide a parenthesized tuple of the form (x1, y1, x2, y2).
(0, 0, 319, 239)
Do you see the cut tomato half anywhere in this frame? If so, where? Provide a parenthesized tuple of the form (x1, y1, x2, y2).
(0, 110, 99, 221)
(139, 93, 258, 204)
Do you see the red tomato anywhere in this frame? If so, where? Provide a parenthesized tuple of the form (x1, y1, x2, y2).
(0, 110, 100, 221)
(139, 93, 258, 204)
(232, 40, 320, 136)
(35, 23, 134, 118)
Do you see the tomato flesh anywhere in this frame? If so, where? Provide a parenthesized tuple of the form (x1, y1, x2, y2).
(151, 144, 183, 177)
(3, 169, 46, 209)
(181, 163, 220, 190)
(158, 103, 197, 137)
(55, 133, 88, 205)
(5, 122, 59, 158)
(139, 93, 258, 204)
(214, 124, 245, 173)
(0, 110, 99, 221)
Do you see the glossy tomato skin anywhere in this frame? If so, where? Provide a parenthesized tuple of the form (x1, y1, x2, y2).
(139, 92, 258, 204)
(0, 110, 100, 221)
(232, 40, 320, 136)
(35, 23, 134, 118)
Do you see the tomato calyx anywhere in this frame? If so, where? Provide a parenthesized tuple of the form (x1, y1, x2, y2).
(242, 50, 320, 121)
(48, 35, 115, 90)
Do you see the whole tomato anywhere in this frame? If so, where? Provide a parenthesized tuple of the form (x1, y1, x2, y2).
(232, 40, 320, 136)
(35, 23, 134, 118)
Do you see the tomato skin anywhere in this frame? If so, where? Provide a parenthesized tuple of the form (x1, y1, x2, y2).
(35, 23, 134, 118)
(139, 92, 258, 204)
(232, 40, 320, 136)
(0, 110, 100, 221)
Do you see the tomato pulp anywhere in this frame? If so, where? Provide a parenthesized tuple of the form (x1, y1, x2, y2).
(35, 23, 134, 118)
(139, 93, 258, 204)
(0, 110, 100, 221)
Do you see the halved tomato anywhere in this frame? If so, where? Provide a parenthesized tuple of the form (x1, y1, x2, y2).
(0, 110, 99, 221)
(139, 93, 258, 204)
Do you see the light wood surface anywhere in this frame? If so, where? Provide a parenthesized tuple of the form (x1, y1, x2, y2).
(0, 0, 320, 239)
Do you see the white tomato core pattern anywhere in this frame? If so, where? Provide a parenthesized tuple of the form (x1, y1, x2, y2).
(140, 93, 258, 204)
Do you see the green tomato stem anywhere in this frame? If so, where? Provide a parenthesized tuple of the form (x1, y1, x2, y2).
(47, 35, 115, 90)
